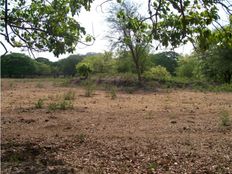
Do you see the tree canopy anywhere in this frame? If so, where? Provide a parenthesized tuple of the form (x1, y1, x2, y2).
(1, 0, 231, 57)
(1, 0, 93, 56)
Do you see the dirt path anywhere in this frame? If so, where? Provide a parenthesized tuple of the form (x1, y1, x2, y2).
(1, 79, 232, 173)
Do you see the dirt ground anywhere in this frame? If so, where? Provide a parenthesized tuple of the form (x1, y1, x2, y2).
(1, 78, 232, 174)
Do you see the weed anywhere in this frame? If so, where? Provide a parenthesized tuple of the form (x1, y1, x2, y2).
(124, 87, 136, 94)
(59, 100, 73, 110)
(59, 79, 71, 87)
(84, 81, 95, 97)
(48, 103, 58, 111)
(48, 100, 73, 111)
(77, 133, 86, 144)
(35, 99, 44, 109)
(147, 162, 158, 173)
(64, 90, 75, 100)
(220, 110, 231, 127)
(8, 153, 23, 163)
(35, 83, 44, 88)
(9, 82, 14, 89)
(109, 86, 117, 99)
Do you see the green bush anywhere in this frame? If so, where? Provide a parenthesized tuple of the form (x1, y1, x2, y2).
(176, 56, 203, 79)
(76, 62, 92, 79)
(143, 65, 171, 80)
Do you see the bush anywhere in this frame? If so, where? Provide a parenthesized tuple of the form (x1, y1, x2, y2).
(176, 56, 203, 79)
(76, 62, 92, 79)
(143, 66, 171, 80)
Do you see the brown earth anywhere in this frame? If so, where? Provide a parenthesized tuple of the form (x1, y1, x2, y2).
(1, 78, 232, 174)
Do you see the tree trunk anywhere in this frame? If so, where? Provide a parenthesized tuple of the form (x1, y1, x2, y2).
(135, 61, 142, 85)
(224, 71, 232, 84)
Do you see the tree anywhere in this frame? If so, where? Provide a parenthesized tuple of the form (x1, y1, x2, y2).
(36, 57, 52, 65)
(34, 62, 52, 76)
(150, 51, 180, 75)
(107, 2, 151, 83)
(146, 0, 231, 48)
(1, 0, 230, 57)
(1, 53, 36, 77)
(81, 52, 116, 74)
(1, 0, 94, 56)
(197, 18, 232, 83)
(176, 55, 202, 79)
(57, 54, 83, 76)
(76, 62, 92, 80)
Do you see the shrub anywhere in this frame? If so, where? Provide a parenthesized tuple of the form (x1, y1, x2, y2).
(143, 65, 171, 80)
(176, 56, 203, 79)
(76, 62, 92, 80)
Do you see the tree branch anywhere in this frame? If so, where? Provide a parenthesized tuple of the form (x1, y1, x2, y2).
(0, 41, 8, 56)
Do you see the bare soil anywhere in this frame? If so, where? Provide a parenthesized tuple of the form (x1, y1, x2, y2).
(1, 79, 232, 174)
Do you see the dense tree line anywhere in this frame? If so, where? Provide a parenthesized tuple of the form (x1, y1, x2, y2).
(1, 40, 231, 84)
(1, 53, 83, 78)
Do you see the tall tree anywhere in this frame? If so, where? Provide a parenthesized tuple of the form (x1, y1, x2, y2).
(197, 17, 232, 83)
(107, 2, 151, 83)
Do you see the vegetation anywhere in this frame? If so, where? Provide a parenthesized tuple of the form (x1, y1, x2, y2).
(144, 66, 171, 80)
(0, 1, 231, 90)
(219, 110, 231, 127)
(84, 81, 95, 97)
(63, 91, 75, 100)
(48, 100, 73, 111)
(35, 99, 44, 109)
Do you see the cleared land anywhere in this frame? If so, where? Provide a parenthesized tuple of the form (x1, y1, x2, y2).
(1, 78, 232, 174)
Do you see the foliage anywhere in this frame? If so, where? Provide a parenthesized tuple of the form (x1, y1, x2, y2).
(1, 53, 36, 77)
(35, 57, 52, 65)
(176, 55, 203, 79)
(143, 66, 171, 80)
(1, 0, 230, 57)
(57, 54, 83, 76)
(150, 51, 180, 75)
(76, 62, 92, 79)
(34, 62, 52, 76)
(1, 0, 94, 56)
(81, 52, 116, 74)
(107, 2, 151, 83)
(197, 22, 232, 83)
(116, 51, 135, 73)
